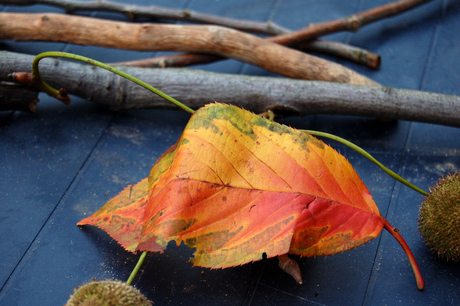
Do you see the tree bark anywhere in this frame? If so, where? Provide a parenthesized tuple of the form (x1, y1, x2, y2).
(2, 51, 459, 128)
(0, 12, 377, 86)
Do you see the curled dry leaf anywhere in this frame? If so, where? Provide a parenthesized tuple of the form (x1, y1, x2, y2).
(78, 103, 423, 289)
(278, 254, 303, 284)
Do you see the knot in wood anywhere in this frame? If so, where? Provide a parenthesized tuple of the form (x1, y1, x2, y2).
(346, 16, 361, 32)
(182, 10, 191, 18)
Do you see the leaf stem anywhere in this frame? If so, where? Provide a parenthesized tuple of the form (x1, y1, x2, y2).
(304, 130, 429, 196)
(31, 51, 194, 113)
(126, 251, 148, 285)
(383, 219, 424, 290)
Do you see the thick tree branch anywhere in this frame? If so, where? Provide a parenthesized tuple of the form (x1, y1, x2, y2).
(0, 13, 377, 85)
(0, 0, 381, 68)
(2, 51, 459, 128)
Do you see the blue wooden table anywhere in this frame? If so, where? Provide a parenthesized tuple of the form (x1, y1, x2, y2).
(1, 1, 459, 305)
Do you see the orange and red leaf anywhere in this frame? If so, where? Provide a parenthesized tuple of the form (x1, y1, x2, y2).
(79, 103, 384, 268)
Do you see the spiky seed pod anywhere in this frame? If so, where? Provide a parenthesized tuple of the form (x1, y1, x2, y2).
(66, 279, 152, 306)
(419, 171, 460, 261)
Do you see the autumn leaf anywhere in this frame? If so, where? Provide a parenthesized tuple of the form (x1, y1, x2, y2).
(22, 51, 420, 289)
(79, 102, 386, 267)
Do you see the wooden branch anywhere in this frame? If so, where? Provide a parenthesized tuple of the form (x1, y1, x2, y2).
(111, 53, 222, 68)
(0, 0, 290, 35)
(299, 40, 381, 70)
(0, 82, 39, 112)
(0, 13, 377, 86)
(108, 0, 430, 69)
(0, 0, 380, 68)
(101, 0, 432, 70)
(111, 40, 381, 70)
(2, 51, 459, 128)
(271, 0, 434, 46)
(2, 0, 431, 69)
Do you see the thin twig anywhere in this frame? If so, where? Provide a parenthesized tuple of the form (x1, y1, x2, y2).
(112, 53, 221, 68)
(299, 40, 381, 69)
(0, 0, 290, 35)
(270, 0, 434, 46)
(2, 51, 459, 128)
